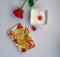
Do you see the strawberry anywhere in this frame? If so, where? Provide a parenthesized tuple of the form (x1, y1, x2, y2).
(8, 30, 14, 36)
(24, 27, 30, 33)
(13, 9, 24, 18)
(38, 15, 43, 20)
(27, 40, 35, 49)
(21, 48, 26, 52)
(17, 23, 23, 29)
(32, 26, 37, 31)
(13, 39, 18, 44)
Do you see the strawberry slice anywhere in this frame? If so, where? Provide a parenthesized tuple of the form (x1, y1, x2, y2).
(17, 23, 23, 29)
(13, 39, 18, 44)
(24, 27, 30, 33)
(8, 30, 14, 36)
(38, 15, 43, 20)
(32, 26, 37, 31)
(27, 40, 35, 49)
(21, 48, 26, 53)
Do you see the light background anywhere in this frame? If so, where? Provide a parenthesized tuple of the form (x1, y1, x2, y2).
(0, 0, 60, 57)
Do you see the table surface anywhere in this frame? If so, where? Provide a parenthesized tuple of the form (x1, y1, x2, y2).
(0, 0, 60, 57)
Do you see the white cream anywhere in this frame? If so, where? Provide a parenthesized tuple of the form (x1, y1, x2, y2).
(31, 8, 47, 25)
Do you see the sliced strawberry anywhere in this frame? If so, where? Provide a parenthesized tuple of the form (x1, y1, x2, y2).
(13, 9, 24, 18)
(38, 15, 43, 20)
(21, 48, 26, 53)
(32, 26, 37, 31)
(8, 30, 14, 36)
(27, 40, 35, 49)
(13, 39, 18, 44)
(24, 27, 30, 33)
(17, 23, 23, 29)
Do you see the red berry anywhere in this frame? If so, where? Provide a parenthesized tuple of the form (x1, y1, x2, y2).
(38, 15, 43, 20)
(32, 26, 37, 31)
(8, 30, 14, 36)
(17, 23, 23, 29)
(24, 27, 30, 33)
(27, 40, 35, 49)
(13, 9, 24, 18)
(13, 39, 18, 44)
(21, 48, 26, 52)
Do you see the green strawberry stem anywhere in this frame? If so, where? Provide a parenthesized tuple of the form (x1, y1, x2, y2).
(20, 0, 27, 9)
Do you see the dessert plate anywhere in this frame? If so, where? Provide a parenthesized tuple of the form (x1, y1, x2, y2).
(8, 23, 35, 54)
(31, 8, 48, 25)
